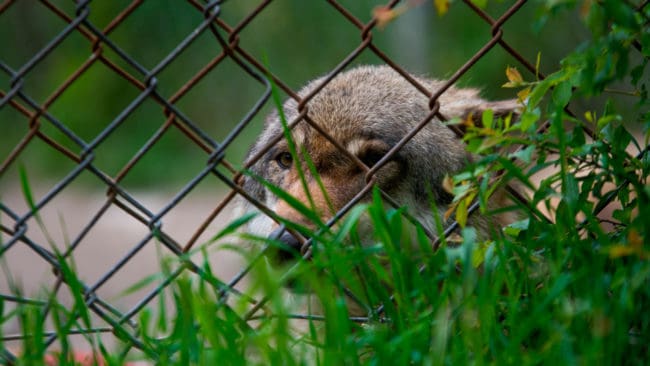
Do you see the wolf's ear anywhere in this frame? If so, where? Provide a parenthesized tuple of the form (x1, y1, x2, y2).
(461, 99, 521, 128)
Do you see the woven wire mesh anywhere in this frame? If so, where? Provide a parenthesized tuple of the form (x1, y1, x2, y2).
(0, 0, 643, 362)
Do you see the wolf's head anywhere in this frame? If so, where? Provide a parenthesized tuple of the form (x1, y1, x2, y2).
(239, 65, 519, 260)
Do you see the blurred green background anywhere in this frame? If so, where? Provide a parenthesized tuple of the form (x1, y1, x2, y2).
(0, 0, 592, 191)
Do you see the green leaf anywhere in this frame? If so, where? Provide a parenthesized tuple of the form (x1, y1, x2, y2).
(509, 144, 535, 164)
(456, 196, 468, 229)
(527, 78, 553, 108)
(552, 79, 573, 107)
(564, 174, 579, 212)
(209, 212, 256, 243)
(19, 165, 37, 212)
(482, 108, 494, 129)
(630, 60, 647, 86)
(470, 0, 487, 9)
(504, 218, 530, 237)
(498, 157, 536, 191)
(471, 241, 492, 268)
(519, 107, 541, 131)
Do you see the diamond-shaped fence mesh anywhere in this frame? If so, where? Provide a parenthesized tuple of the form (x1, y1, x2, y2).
(0, 0, 645, 363)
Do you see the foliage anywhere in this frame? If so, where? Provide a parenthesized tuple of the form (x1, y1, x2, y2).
(2, 0, 581, 187)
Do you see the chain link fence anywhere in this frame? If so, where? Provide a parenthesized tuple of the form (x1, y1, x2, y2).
(1, 0, 644, 362)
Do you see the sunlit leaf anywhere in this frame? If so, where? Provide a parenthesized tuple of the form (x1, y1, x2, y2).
(433, 0, 450, 16)
(471, 0, 487, 9)
(444, 202, 456, 221)
(517, 86, 532, 103)
(442, 174, 454, 194)
(482, 108, 494, 130)
(456, 191, 476, 229)
(462, 113, 475, 129)
(503, 66, 525, 88)
(472, 241, 491, 268)
(608, 244, 639, 258)
(456, 197, 468, 228)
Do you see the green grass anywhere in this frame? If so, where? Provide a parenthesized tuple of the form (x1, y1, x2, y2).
(3, 121, 648, 364)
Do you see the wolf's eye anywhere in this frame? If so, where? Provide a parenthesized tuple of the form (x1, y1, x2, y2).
(275, 152, 293, 169)
(358, 148, 388, 168)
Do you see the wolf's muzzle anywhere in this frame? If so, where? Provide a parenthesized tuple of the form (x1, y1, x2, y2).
(269, 226, 305, 262)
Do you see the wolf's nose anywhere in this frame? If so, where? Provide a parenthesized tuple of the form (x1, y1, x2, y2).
(268, 226, 304, 262)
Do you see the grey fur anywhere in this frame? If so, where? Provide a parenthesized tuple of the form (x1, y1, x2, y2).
(238, 65, 519, 239)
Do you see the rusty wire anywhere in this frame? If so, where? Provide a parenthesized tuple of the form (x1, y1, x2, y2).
(0, 0, 645, 362)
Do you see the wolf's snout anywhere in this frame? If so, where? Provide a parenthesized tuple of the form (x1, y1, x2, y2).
(269, 227, 304, 262)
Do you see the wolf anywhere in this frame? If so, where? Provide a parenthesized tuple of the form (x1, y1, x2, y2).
(238, 65, 519, 260)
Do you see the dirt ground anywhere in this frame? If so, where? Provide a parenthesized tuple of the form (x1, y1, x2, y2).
(1, 183, 246, 357)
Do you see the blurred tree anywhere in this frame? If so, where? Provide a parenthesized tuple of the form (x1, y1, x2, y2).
(0, 1, 621, 188)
